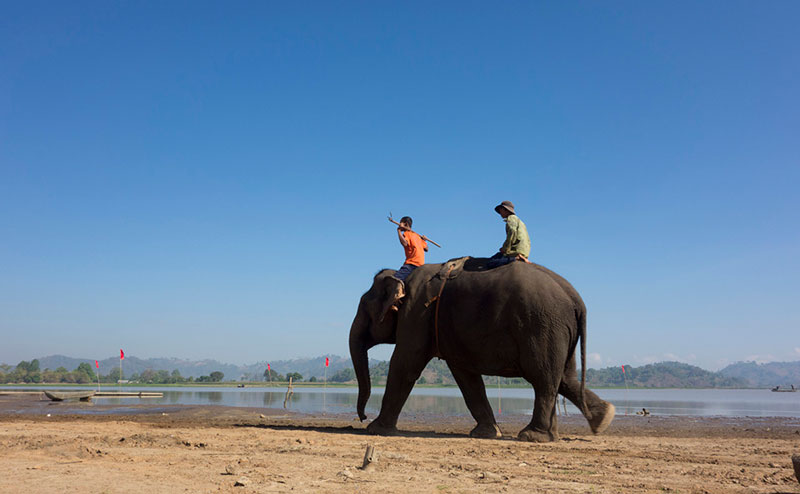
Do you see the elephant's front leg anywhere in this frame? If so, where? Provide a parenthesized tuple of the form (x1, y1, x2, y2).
(448, 365, 502, 439)
(366, 349, 430, 436)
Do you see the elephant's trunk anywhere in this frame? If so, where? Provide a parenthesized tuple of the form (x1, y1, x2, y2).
(349, 310, 371, 421)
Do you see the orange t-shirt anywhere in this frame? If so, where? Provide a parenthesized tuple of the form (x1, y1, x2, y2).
(402, 230, 427, 266)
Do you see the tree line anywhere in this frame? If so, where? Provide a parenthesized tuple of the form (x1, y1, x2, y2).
(585, 362, 747, 388)
(362, 360, 751, 388)
(262, 368, 323, 383)
(4, 359, 752, 388)
(0, 360, 225, 384)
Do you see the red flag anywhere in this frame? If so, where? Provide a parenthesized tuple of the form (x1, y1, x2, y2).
(621, 365, 626, 373)
(120, 349, 125, 360)
(267, 363, 271, 371)
(325, 357, 329, 367)
(95, 360, 99, 369)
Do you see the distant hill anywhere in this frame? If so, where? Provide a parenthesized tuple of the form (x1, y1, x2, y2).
(31, 354, 376, 381)
(15, 355, 796, 387)
(37, 355, 242, 380)
(718, 361, 800, 387)
(237, 355, 364, 382)
(368, 360, 751, 388)
(585, 361, 748, 388)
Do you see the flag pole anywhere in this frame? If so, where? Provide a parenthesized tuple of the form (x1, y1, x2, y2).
(323, 356, 329, 411)
(621, 364, 629, 415)
(497, 376, 502, 415)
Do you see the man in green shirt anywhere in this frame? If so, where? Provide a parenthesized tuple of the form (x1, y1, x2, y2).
(488, 200, 531, 268)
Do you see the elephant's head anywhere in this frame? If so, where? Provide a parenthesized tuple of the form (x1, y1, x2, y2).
(349, 269, 400, 421)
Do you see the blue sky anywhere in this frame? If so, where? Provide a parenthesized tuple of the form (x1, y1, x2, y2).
(1, 2, 798, 370)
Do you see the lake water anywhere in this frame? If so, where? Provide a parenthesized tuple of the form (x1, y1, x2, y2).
(4, 385, 800, 418)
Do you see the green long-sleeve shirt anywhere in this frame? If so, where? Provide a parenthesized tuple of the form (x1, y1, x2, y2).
(501, 214, 531, 258)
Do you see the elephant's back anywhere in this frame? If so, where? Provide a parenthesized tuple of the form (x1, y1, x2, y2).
(412, 259, 584, 313)
(444, 261, 580, 316)
(529, 263, 586, 312)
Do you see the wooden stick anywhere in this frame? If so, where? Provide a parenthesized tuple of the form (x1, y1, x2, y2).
(283, 377, 294, 408)
(388, 217, 442, 248)
(360, 444, 376, 471)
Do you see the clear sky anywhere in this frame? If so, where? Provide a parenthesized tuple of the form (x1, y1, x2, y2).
(1, 2, 798, 371)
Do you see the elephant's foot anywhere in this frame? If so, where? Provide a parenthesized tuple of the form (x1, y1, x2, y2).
(588, 402, 616, 434)
(469, 423, 502, 439)
(366, 420, 399, 436)
(517, 428, 559, 443)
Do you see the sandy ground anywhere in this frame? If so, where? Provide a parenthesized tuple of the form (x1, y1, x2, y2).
(1, 393, 799, 494)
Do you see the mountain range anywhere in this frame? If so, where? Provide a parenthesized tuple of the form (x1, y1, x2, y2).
(718, 361, 800, 387)
(29, 354, 365, 381)
(12, 355, 800, 387)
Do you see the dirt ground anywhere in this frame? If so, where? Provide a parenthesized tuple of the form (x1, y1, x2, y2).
(1, 393, 799, 494)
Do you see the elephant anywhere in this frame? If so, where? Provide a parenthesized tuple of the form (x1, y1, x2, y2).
(349, 257, 615, 442)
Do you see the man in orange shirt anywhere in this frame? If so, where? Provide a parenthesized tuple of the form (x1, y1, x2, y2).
(391, 216, 428, 307)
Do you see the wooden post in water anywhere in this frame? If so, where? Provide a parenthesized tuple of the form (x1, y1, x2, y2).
(283, 377, 294, 408)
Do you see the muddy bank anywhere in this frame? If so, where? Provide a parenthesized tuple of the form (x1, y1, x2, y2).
(1, 393, 799, 493)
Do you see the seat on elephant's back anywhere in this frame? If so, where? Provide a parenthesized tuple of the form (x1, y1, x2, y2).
(436, 256, 516, 279)
(423, 256, 517, 308)
(434, 256, 471, 280)
(432, 256, 515, 282)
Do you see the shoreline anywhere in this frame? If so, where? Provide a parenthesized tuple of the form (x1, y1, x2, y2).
(0, 382, 782, 390)
(2, 392, 800, 438)
(2, 393, 799, 493)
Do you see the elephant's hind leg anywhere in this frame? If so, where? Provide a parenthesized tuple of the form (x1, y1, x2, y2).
(559, 361, 616, 434)
(517, 357, 563, 442)
(448, 365, 502, 439)
(517, 387, 560, 442)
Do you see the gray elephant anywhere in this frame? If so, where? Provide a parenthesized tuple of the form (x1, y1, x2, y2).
(349, 257, 615, 442)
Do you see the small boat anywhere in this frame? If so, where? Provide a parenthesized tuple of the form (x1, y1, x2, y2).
(771, 385, 797, 392)
(44, 390, 96, 401)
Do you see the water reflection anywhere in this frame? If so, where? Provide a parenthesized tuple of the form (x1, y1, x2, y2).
(4, 386, 799, 417)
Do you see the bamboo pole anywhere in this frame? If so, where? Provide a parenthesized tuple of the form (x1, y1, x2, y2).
(622, 365, 629, 416)
(497, 376, 502, 415)
(388, 216, 441, 248)
(361, 445, 376, 471)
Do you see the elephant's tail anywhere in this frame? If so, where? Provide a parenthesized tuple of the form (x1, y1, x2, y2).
(578, 308, 588, 418)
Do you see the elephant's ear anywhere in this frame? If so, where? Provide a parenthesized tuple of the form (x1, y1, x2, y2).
(378, 276, 401, 323)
